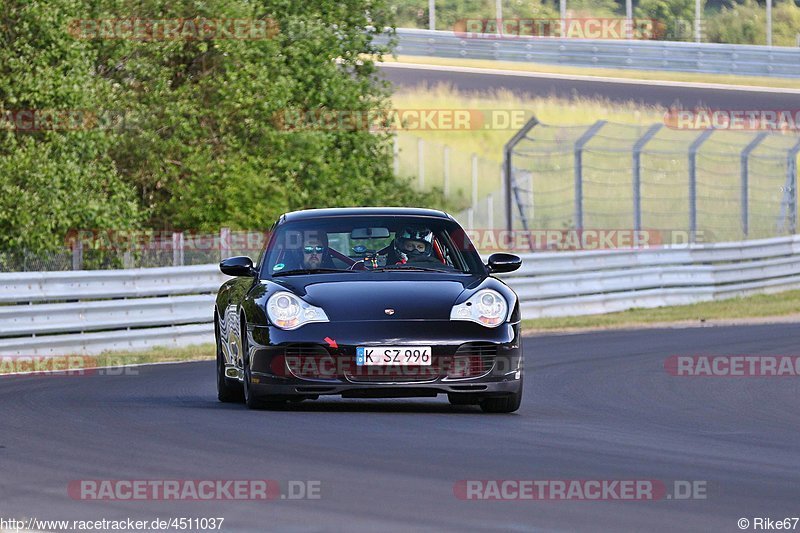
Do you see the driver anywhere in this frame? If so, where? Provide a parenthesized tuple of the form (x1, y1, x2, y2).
(301, 231, 334, 269)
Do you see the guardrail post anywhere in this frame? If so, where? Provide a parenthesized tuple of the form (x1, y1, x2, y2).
(689, 129, 714, 243)
(632, 124, 662, 232)
(443, 145, 450, 197)
(785, 139, 800, 235)
(417, 138, 425, 189)
(574, 120, 607, 230)
(740, 132, 768, 238)
(503, 116, 539, 231)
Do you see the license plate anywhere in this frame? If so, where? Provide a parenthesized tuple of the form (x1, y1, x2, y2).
(356, 346, 432, 366)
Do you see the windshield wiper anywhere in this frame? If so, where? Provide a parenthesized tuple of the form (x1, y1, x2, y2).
(370, 265, 453, 273)
(272, 268, 355, 276)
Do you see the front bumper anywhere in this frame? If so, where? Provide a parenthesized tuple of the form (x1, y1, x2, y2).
(239, 320, 522, 398)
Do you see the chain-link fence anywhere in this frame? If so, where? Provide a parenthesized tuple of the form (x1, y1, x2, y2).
(395, 121, 800, 244)
(494, 119, 800, 243)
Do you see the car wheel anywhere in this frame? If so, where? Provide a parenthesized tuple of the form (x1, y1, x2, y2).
(479, 378, 523, 414)
(217, 335, 243, 403)
(239, 327, 265, 410)
(243, 357, 265, 410)
(241, 328, 287, 410)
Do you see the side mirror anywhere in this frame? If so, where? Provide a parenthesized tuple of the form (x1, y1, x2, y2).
(487, 253, 522, 274)
(220, 256, 256, 277)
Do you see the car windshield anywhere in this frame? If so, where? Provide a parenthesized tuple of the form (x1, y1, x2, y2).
(261, 215, 484, 276)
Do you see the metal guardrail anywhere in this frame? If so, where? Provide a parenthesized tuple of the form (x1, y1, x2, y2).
(503, 234, 800, 317)
(0, 265, 225, 356)
(381, 28, 800, 78)
(2, 234, 800, 355)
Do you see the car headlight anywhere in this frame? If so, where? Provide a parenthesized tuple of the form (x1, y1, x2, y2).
(266, 291, 329, 330)
(450, 289, 509, 328)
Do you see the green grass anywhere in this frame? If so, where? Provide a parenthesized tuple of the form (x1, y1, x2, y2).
(392, 84, 665, 209)
(522, 290, 800, 332)
(0, 343, 214, 375)
(389, 55, 800, 90)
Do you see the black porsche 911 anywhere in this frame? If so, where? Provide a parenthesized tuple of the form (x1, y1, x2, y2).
(214, 207, 523, 413)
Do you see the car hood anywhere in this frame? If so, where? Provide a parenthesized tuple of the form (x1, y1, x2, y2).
(270, 275, 479, 321)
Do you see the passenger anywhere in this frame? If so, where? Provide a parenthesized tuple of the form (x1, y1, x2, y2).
(388, 227, 440, 265)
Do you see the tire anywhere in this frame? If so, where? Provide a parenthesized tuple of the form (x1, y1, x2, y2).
(216, 334, 243, 403)
(479, 378, 523, 414)
(241, 325, 286, 410)
(242, 349, 264, 410)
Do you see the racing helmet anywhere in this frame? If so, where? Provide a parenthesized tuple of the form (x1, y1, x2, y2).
(394, 226, 433, 257)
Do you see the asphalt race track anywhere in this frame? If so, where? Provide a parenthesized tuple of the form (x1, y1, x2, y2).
(380, 63, 800, 109)
(1, 323, 798, 532)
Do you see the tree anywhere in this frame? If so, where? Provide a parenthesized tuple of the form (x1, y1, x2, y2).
(95, 0, 430, 230)
(1, 0, 434, 260)
(635, 0, 700, 41)
(0, 0, 142, 255)
(707, 0, 800, 46)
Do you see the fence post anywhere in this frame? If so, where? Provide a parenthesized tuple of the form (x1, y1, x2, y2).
(467, 207, 474, 231)
(393, 134, 399, 176)
(487, 194, 494, 230)
(503, 116, 540, 231)
(740, 132, 768, 238)
(172, 231, 185, 267)
(417, 138, 425, 189)
(471, 154, 478, 218)
(688, 129, 714, 243)
(220, 227, 231, 261)
(632, 124, 662, 232)
(574, 121, 607, 230)
(443, 145, 450, 198)
(786, 139, 800, 235)
(71, 239, 83, 271)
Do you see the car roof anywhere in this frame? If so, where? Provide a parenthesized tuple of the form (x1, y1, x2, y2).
(281, 207, 452, 222)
